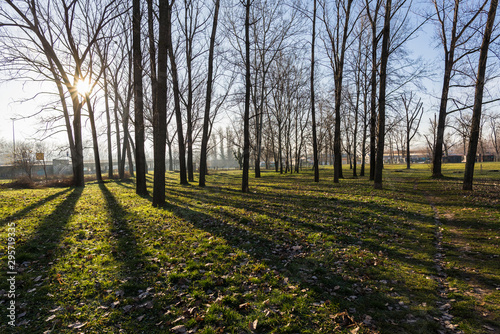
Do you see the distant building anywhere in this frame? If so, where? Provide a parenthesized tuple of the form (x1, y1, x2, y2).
(443, 154, 464, 163)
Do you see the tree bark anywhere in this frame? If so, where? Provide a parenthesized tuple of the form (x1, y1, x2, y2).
(242, 0, 251, 193)
(311, 0, 319, 182)
(153, 0, 168, 206)
(463, 0, 497, 190)
(199, 0, 221, 187)
(133, 0, 148, 195)
(86, 94, 103, 182)
(166, 1, 188, 185)
(330, 0, 353, 183)
(103, 63, 113, 179)
(366, 0, 381, 181)
(374, 0, 391, 189)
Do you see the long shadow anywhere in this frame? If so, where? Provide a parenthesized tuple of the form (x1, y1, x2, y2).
(154, 195, 441, 333)
(0, 188, 71, 227)
(165, 185, 440, 280)
(0, 187, 82, 331)
(114, 179, 135, 190)
(98, 183, 149, 283)
(10, 187, 83, 264)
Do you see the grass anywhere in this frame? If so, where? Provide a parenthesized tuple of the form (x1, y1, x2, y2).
(0, 162, 499, 333)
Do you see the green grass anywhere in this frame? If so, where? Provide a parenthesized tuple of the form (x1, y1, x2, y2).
(0, 162, 499, 333)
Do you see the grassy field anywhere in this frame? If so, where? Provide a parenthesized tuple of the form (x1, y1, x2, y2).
(0, 163, 499, 333)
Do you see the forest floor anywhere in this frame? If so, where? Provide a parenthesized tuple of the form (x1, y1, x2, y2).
(0, 163, 499, 333)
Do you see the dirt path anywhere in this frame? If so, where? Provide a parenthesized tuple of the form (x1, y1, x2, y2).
(415, 181, 464, 334)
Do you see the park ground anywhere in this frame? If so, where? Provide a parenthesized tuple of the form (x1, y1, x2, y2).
(0, 163, 499, 333)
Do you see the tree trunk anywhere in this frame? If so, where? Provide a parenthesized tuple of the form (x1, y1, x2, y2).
(103, 64, 113, 179)
(374, 0, 391, 189)
(353, 89, 360, 178)
(432, 1, 461, 178)
(332, 0, 353, 183)
(86, 95, 103, 182)
(432, 60, 454, 178)
(153, 0, 168, 206)
(242, 0, 251, 193)
(463, 0, 497, 190)
(406, 134, 411, 170)
(366, 0, 381, 181)
(199, 0, 220, 187)
(311, 0, 319, 182)
(126, 138, 135, 177)
(71, 95, 85, 187)
(185, 2, 195, 183)
(133, 0, 147, 195)
(166, 1, 188, 185)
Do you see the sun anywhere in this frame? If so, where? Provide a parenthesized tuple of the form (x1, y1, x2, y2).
(76, 79, 91, 96)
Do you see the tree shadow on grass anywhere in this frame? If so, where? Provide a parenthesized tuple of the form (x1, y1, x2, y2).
(0, 187, 82, 332)
(98, 183, 149, 281)
(0, 188, 71, 228)
(96, 183, 171, 333)
(114, 179, 135, 190)
(154, 194, 441, 333)
(12, 187, 83, 265)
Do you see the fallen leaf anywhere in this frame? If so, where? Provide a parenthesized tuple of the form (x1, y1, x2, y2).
(249, 319, 258, 331)
(123, 305, 133, 312)
(49, 306, 63, 313)
(68, 322, 87, 329)
(171, 325, 186, 333)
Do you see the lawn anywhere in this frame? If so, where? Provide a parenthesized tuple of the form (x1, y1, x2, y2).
(0, 163, 499, 333)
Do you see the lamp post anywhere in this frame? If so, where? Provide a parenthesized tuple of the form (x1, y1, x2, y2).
(10, 117, 16, 163)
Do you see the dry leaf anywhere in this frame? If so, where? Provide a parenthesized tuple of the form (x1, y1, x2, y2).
(49, 306, 63, 313)
(68, 321, 87, 329)
(123, 305, 133, 312)
(249, 319, 258, 331)
(171, 325, 186, 333)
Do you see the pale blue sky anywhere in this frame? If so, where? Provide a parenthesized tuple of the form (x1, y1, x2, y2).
(0, 14, 443, 150)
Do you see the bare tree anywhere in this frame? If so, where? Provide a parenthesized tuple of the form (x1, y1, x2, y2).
(199, 0, 221, 187)
(365, 0, 383, 180)
(166, 0, 188, 185)
(153, 0, 169, 206)
(133, 0, 147, 195)
(0, 0, 124, 187)
(431, 0, 488, 178)
(488, 113, 500, 160)
(463, 0, 498, 190)
(242, 0, 251, 193)
(320, 0, 356, 183)
(14, 142, 37, 180)
(400, 92, 423, 169)
(96, 40, 114, 179)
(374, 0, 392, 189)
(311, 0, 320, 182)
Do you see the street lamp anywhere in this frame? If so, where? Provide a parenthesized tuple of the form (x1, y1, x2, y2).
(10, 117, 16, 163)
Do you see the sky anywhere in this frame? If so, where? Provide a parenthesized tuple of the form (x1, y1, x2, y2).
(0, 12, 443, 152)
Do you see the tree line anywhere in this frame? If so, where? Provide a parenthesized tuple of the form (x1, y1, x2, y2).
(0, 0, 498, 203)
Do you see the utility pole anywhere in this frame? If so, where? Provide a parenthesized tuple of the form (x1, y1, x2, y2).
(11, 118, 16, 162)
